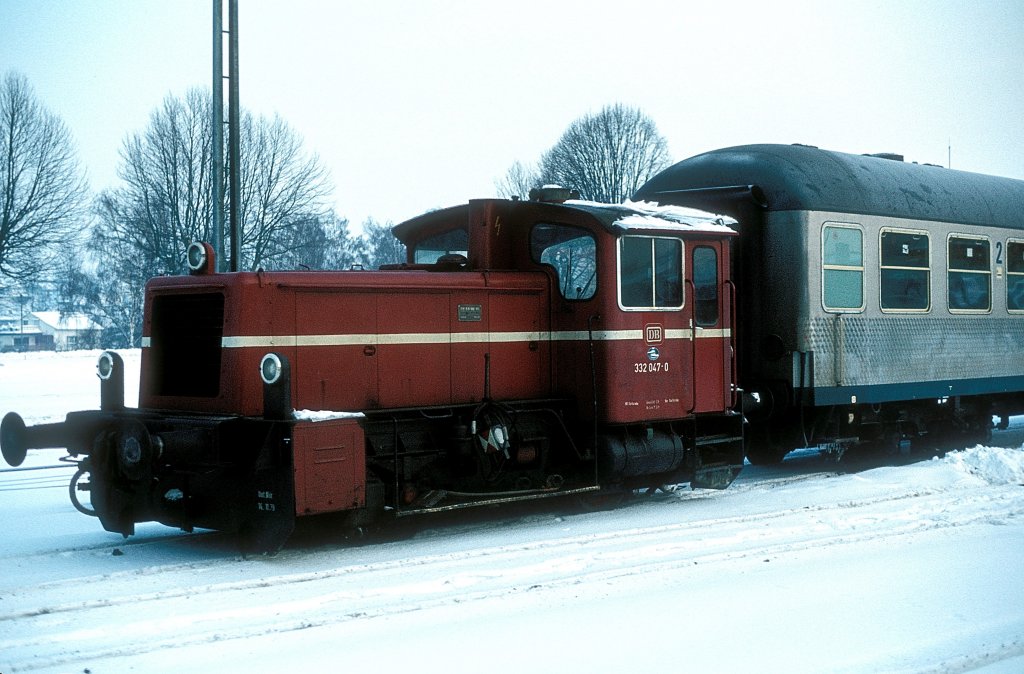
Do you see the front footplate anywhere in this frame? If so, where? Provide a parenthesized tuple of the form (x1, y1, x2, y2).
(690, 424, 745, 489)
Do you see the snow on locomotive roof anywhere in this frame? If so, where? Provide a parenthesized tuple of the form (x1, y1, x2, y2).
(565, 199, 737, 233)
(391, 196, 736, 244)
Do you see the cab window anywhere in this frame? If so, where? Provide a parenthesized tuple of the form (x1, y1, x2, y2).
(530, 223, 597, 300)
(821, 223, 864, 312)
(693, 246, 719, 326)
(618, 236, 683, 310)
(413, 228, 468, 264)
(947, 235, 991, 312)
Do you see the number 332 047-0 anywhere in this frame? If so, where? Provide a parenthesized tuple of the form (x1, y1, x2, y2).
(634, 362, 669, 373)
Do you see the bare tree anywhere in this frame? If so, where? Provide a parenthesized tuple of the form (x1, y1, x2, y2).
(325, 217, 369, 270)
(494, 160, 541, 200)
(98, 89, 213, 277)
(238, 113, 333, 269)
(0, 72, 88, 280)
(362, 218, 405, 268)
(96, 88, 332, 278)
(88, 196, 150, 346)
(86, 88, 333, 343)
(266, 212, 367, 271)
(538, 103, 671, 204)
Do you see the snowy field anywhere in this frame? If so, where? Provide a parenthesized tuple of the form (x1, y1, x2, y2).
(1, 350, 1024, 673)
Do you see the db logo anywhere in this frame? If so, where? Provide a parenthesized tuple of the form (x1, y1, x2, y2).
(645, 324, 663, 345)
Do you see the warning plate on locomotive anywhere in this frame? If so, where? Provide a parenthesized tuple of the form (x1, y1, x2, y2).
(458, 304, 482, 322)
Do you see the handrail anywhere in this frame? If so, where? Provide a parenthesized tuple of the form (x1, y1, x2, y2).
(685, 278, 697, 414)
(724, 278, 738, 409)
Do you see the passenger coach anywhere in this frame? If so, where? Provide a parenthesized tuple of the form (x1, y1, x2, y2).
(636, 143, 1024, 462)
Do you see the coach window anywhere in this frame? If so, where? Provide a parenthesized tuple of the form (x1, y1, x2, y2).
(618, 236, 683, 310)
(821, 224, 864, 312)
(530, 223, 597, 300)
(1006, 240, 1024, 313)
(413, 228, 469, 264)
(947, 235, 991, 312)
(880, 229, 930, 312)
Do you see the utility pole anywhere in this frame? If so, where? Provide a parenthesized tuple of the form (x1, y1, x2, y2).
(212, 0, 224, 271)
(228, 0, 241, 272)
(17, 294, 28, 351)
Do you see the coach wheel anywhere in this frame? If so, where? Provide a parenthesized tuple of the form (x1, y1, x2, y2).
(69, 466, 98, 517)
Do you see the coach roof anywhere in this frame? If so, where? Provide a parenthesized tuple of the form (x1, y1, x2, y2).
(634, 143, 1024, 229)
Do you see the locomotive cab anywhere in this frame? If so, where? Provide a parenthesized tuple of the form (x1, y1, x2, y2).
(394, 196, 744, 489)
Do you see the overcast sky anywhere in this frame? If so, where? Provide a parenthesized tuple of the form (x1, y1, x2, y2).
(2, 0, 1022, 228)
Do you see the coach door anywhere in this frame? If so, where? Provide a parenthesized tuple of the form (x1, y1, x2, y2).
(688, 240, 733, 413)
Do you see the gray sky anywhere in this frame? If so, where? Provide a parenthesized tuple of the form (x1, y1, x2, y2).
(2, 0, 1022, 228)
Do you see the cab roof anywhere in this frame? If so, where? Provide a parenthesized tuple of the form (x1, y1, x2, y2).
(392, 198, 735, 245)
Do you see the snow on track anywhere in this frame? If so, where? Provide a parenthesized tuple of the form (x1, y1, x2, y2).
(2, 443, 1024, 673)
(2, 351, 1024, 673)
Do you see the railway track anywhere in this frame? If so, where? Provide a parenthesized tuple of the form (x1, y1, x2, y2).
(2, 463, 1021, 672)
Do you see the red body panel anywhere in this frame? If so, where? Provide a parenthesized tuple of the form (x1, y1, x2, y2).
(141, 271, 551, 416)
(292, 418, 366, 515)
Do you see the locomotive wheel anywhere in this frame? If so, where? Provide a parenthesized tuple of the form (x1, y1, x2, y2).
(69, 466, 98, 517)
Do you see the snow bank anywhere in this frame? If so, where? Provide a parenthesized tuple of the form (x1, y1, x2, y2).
(944, 445, 1024, 485)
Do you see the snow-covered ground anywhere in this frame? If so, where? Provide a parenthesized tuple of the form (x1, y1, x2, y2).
(1, 351, 1023, 673)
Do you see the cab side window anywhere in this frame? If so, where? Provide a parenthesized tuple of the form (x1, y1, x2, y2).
(531, 223, 597, 300)
(618, 236, 683, 310)
(693, 246, 719, 326)
(413, 228, 468, 264)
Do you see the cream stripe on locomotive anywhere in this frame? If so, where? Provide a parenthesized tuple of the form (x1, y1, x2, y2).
(140, 328, 731, 349)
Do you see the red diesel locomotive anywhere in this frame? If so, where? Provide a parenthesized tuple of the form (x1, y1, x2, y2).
(1, 191, 744, 551)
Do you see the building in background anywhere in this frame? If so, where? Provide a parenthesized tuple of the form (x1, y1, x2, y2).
(32, 312, 102, 351)
(0, 312, 101, 352)
(0, 314, 51, 352)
